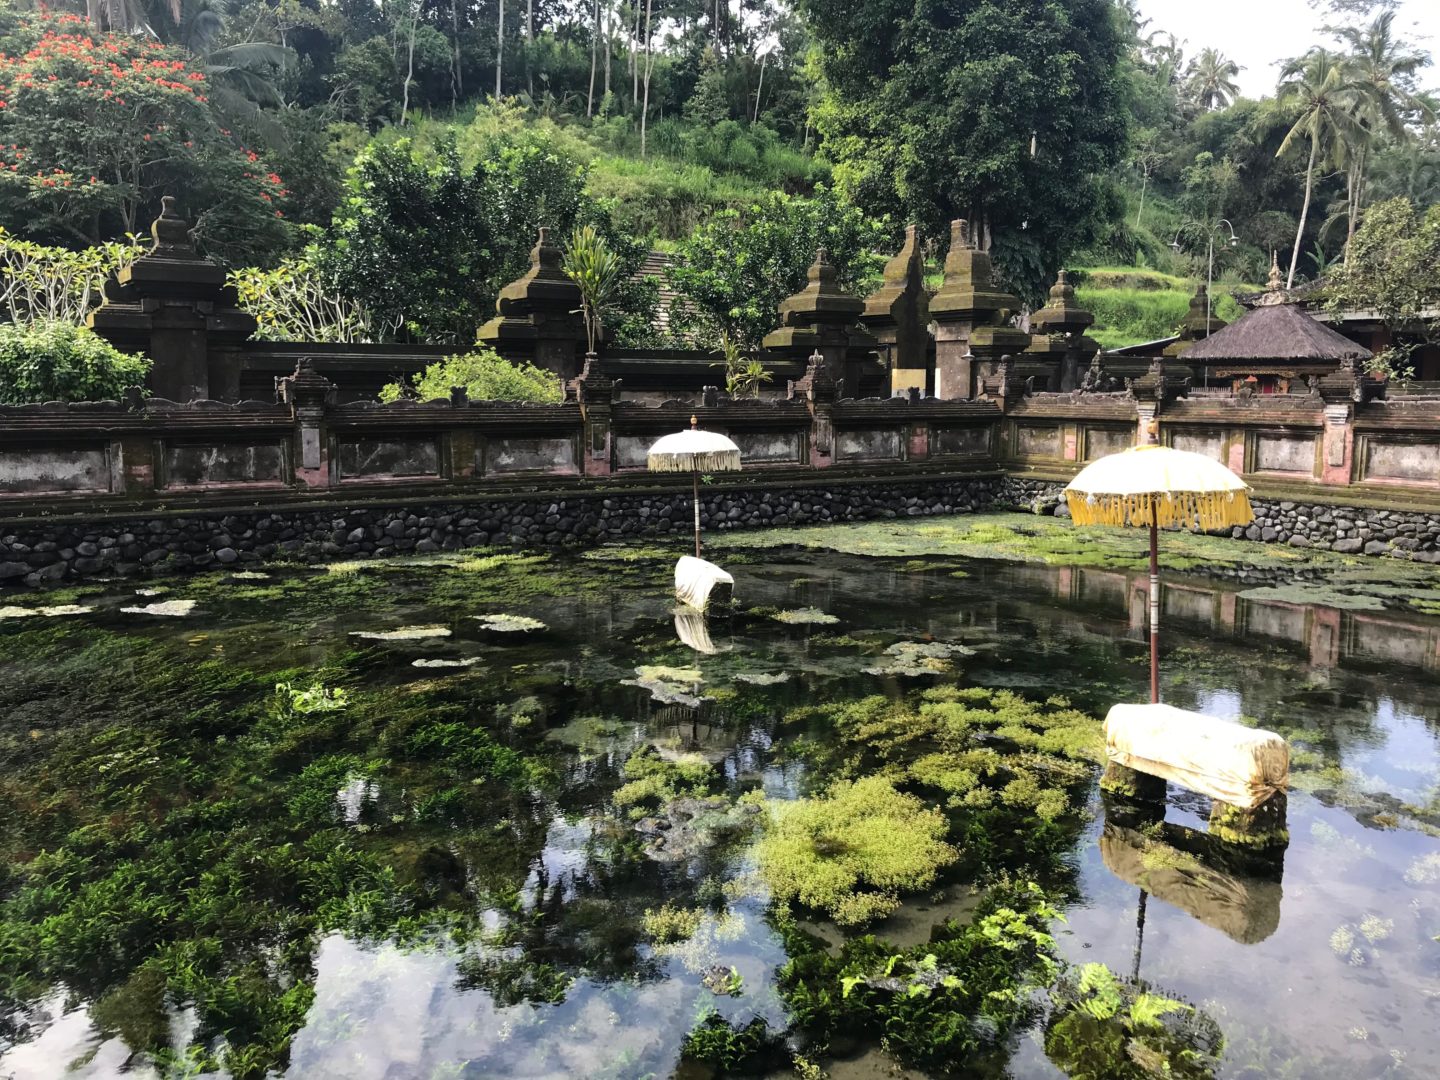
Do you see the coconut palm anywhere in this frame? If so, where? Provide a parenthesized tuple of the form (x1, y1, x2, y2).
(1188, 48, 1241, 111)
(1276, 49, 1365, 287)
(1329, 12, 1434, 255)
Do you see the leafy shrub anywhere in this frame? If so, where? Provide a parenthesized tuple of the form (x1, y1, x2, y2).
(230, 254, 396, 343)
(0, 321, 150, 403)
(378, 347, 564, 404)
(755, 775, 958, 927)
(668, 185, 890, 348)
(0, 228, 144, 326)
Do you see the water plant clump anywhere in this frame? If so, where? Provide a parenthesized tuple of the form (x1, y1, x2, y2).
(613, 744, 716, 811)
(641, 903, 704, 944)
(772, 607, 841, 625)
(350, 625, 452, 641)
(1043, 962, 1223, 1080)
(778, 881, 1062, 1067)
(755, 775, 958, 927)
(681, 1010, 789, 1074)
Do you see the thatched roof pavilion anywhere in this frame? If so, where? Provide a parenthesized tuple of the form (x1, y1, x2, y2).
(1180, 257, 1371, 383)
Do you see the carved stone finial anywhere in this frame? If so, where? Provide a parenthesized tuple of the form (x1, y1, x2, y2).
(1268, 250, 1283, 292)
(150, 195, 193, 253)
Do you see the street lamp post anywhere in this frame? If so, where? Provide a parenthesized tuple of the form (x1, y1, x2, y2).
(1172, 219, 1240, 388)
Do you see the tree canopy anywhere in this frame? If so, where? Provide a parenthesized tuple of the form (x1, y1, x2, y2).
(801, 0, 1130, 301)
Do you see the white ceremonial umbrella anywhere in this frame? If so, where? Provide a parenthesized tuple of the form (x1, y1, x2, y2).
(647, 417, 742, 558)
(1064, 445, 1253, 703)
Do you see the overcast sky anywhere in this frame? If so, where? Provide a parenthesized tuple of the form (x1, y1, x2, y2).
(1132, 0, 1440, 98)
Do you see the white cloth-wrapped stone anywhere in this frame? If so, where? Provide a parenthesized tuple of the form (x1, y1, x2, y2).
(674, 556, 734, 612)
(1104, 703, 1288, 811)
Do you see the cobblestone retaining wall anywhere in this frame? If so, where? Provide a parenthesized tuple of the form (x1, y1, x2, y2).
(0, 477, 1001, 587)
(994, 477, 1440, 564)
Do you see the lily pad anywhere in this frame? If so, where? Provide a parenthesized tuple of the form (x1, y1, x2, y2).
(472, 614, 548, 633)
(350, 625, 452, 641)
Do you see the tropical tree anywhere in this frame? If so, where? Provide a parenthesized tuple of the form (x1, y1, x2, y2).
(1187, 48, 1241, 111)
(802, 0, 1130, 301)
(1276, 48, 1364, 287)
(1328, 11, 1433, 254)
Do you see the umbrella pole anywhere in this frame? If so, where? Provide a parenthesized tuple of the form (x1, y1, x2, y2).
(1149, 499, 1160, 704)
(692, 465, 702, 559)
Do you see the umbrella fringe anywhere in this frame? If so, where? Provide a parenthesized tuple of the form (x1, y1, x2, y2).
(647, 451, 743, 473)
(1065, 490, 1255, 531)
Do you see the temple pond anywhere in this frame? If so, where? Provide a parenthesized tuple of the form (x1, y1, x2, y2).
(1, 517, 1439, 1079)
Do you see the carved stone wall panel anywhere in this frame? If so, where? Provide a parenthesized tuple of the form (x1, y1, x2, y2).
(485, 436, 578, 474)
(0, 447, 110, 495)
(163, 441, 285, 488)
(836, 428, 903, 461)
(932, 425, 992, 457)
(1254, 433, 1318, 475)
(1360, 437, 1440, 485)
(337, 437, 440, 480)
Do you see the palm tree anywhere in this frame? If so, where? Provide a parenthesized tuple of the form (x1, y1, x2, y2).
(1276, 49, 1364, 288)
(1331, 11, 1434, 253)
(1188, 48, 1241, 111)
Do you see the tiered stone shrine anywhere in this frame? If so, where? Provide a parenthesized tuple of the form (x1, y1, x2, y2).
(928, 220, 1029, 399)
(477, 228, 588, 380)
(87, 197, 258, 402)
(859, 225, 930, 397)
(763, 248, 875, 393)
(1027, 270, 1099, 391)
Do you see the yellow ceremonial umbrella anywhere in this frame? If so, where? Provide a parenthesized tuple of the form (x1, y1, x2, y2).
(646, 416, 742, 558)
(1064, 445, 1253, 703)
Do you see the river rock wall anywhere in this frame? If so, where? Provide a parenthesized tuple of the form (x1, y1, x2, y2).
(0, 477, 1001, 587)
(994, 477, 1440, 564)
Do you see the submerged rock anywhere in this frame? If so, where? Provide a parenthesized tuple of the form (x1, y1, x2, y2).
(637, 796, 763, 863)
(0, 604, 92, 620)
(411, 657, 485, 668)
(772, 607, 840, 626)
(120, 599, 197, 617)
(472, 614, 547, 633)
(350, 625, 452, 641)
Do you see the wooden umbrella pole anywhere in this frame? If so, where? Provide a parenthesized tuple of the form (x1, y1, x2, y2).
(1149, 498, 1160, 704)
(692, 465, 702, 558)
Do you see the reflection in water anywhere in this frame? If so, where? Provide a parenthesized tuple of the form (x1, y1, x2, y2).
(0, 548, 1438, 1079)
(1100, 803, 1284, 946)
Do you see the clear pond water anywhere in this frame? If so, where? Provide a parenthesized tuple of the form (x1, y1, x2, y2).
(1, 532, 1438, 1079)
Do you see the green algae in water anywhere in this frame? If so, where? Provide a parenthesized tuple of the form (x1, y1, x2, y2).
(755, 776, 958, 927)
(3, 528, 1440, 1078)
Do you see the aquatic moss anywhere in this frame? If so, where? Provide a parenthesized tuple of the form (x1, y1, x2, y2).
(613, 745, 715, 810)
(755, 776, 958, 927)
(640, 903, 704, 944)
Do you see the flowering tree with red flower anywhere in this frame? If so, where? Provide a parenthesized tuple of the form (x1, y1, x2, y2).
(0, 11, 290, 263)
